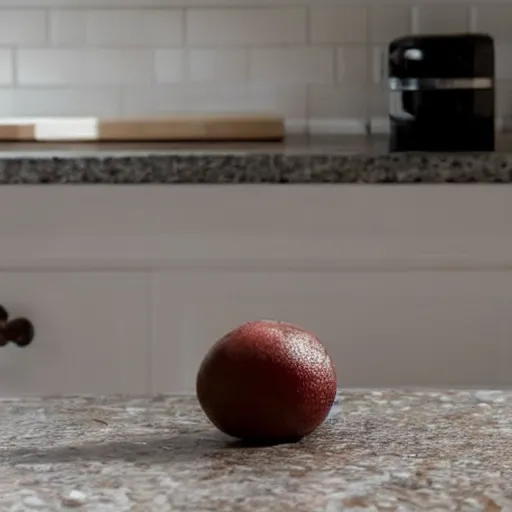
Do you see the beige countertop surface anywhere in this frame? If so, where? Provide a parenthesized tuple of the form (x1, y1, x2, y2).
(0, 390, 511, 511)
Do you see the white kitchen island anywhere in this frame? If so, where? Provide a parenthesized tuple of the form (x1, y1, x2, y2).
(0, 139, 511, 395)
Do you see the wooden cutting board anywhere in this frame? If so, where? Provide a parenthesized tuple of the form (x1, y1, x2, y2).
(0, 115, 285, 142)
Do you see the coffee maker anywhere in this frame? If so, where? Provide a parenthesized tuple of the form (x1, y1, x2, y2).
(388, 33, 495, 152)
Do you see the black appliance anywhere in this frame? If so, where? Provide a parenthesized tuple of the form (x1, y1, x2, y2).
(388, 33, 495, 152)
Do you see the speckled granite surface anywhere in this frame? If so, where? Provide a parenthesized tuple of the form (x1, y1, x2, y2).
(0, 136, 512, 183)
(1, 390, 511, 511)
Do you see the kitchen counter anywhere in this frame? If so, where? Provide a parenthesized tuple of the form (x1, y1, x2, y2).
(0, 135, 512, 183)
(1, 390, 511, 511)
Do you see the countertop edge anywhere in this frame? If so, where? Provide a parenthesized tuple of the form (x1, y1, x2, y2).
(0, 143, 512, 183)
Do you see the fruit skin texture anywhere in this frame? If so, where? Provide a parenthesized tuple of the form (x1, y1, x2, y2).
(196, 320, 337, 443)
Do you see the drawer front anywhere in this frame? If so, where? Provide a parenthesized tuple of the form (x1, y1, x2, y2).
(151, 270, 512, 393)
(0, 272, 149, 396)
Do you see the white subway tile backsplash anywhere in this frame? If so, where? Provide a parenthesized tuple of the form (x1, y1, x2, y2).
(85, 49, 154, 85)
(186, 8, 306, 46)
(50, 10, 86, 45)
(475, 6, 512, 41)
(310, 6, 367, 44)
(17, 49, 153, 86)
(0, 50, 13, 85)
(85, 9, 183, 46)
(308, 85, 370, 120)
(0, 10, 46, 45)
(497, 80, 512, 124)
(369, 84, 389, 119)
(17, 49, 84, 86)
(372, 46, 388, 85)
(0, 89, 14, 116)
(336, 45, 369, 84)
(496, 45, 512, 80)
(0, 1, 511, 131)
(0, 88, 120, 117)
(370, 5, 411, 43)
(188, 49, 248, 83)
(413, 4, 470, 34)
(120, 87, 154, 117)
(122, 84, 307, 120)
(250, 47, 334, 85)
(155, 49, 184, 83)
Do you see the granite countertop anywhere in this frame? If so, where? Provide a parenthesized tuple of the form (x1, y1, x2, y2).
(1, 390, 511, 511)
(1, 135, 512, 184)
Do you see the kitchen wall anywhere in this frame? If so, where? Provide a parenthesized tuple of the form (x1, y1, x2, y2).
(0, 0, 511, 134)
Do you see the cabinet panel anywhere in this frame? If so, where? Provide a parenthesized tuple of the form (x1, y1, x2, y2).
(0, 272, 149, 396)
(152, 270, 511, 393)
(0, 186, 510, 270)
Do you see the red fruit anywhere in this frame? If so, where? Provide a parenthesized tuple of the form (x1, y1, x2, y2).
(196, 320, 337, 443)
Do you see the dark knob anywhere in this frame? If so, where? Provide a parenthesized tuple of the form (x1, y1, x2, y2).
(0, 305, 9, 323)
(0, 305, 34, 347)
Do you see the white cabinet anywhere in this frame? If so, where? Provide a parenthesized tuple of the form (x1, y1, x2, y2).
(0, 185, 511, 394)
(151, 270, 512, 393)
(0, 271, 149, 396)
